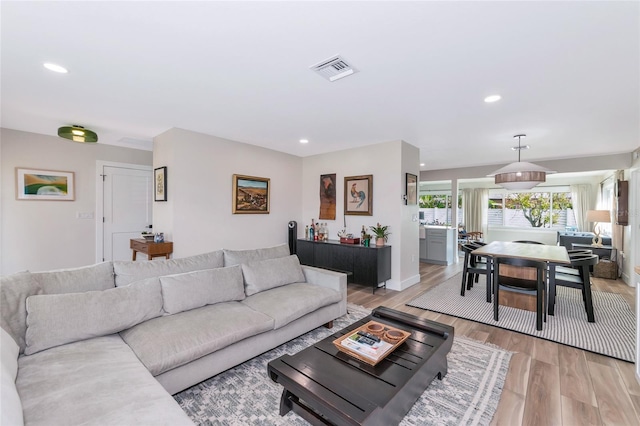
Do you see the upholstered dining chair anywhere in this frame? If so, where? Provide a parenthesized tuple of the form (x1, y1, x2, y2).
(548, 253, 598, 322)
(493, 256, 547, 331)
(460, 242, 491, 302)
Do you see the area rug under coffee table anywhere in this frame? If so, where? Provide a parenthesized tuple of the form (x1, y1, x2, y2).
(174, 304, 512, 425)
(407, 273, 636, 362)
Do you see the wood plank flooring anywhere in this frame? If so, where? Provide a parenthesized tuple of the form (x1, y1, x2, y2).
(347, 260, 639, 425)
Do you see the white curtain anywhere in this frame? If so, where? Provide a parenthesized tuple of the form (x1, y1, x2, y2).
(462, 188, 489, 236)
(570, 184, 593, 232)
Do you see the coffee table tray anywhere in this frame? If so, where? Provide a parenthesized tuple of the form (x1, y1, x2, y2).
(332, 320, 411, 366)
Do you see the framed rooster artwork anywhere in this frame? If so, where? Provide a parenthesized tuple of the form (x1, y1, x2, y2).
(344, 175, 372, 216)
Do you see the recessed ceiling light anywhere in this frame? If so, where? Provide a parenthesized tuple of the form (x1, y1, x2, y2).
(420, 163, 425, 167)
(484, 94, 501, 103)
(43, 63, 68, 73)
(299, 139, 309, 144)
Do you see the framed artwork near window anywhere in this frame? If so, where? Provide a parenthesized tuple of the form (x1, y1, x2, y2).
(154, 166, 167, 201)
(15, 168, 75, 201)
(344, 174, 373, 215)
(232, 174, 270, 214)
(406, 173, 417, 205)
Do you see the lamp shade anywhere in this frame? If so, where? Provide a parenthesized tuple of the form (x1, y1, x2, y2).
(487, 135, 555, 190)
(57, 125, 98, 143)
(586, 209, 611, 223)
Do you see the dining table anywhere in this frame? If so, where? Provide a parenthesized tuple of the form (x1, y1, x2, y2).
(471, 241, 571, 302)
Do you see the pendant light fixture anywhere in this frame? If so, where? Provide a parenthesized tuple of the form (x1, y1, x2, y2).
(488, 134, 555, 190)
(57, 125, 98, 143)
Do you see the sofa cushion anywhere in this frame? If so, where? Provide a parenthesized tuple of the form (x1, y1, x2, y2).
(31, 261, 115, 294)
(241, 254, 305, 296)
(114, 250, 224, 286)
(120, 302, 274, 376)
(16, 335, 192, 426)
(0, 271, 42, 353)
(160, 265, 245, 315)
(242, 282, 342, 329)
(223, 243, 289, 266)
(1, 328, 23, 426)
(24, 278, 163, 355)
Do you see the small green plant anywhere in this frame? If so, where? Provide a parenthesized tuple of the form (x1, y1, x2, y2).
(369, 223, 391, 242)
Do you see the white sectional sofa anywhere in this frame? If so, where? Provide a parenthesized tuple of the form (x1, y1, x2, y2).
(0, 244, 347, 425)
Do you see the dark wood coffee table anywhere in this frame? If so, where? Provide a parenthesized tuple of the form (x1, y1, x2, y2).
(267, 306, 454, 425)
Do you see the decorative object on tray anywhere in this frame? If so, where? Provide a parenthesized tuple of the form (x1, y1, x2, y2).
(370, 223, 391, 247)
(333, 320, 410, 365)
(141, 233, 155, 241)
(337, 229, 359, 244)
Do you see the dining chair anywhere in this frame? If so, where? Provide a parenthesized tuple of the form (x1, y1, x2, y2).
(460, 242, 491, 302)
(512, 240, 544, 244)
(555, 249, 592, 276)
(493, 256, 547, 330)
(548, 253, 598, 322)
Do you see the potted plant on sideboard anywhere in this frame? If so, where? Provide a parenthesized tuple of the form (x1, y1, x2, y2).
(370, 223, 391, 247)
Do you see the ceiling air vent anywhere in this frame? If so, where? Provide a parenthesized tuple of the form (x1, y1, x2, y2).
(310, 55, 358, 82)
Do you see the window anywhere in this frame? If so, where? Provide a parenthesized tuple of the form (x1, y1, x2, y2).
(488, 189, 575, 229)
(419, 194, 463, 226)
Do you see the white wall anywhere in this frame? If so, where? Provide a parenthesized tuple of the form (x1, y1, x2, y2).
(0, 128, 152, 274)
(301, 140, 420, 290)
(153, 128, 302, 257)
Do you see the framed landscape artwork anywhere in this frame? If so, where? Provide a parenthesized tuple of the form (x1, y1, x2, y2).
(406, 173, 417, 205)
(154, 166, 167, 201)
(344, 174, 373, 216)
(15, 168, 75, 201)
(233, 174, 270, 214)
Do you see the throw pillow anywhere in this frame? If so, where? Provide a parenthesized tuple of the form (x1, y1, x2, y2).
(31, 262, 115, 294)
(0, 271, 42, 353)
(113, 250, 224, 287)
(24, 277, 163, 355)
(223, 243, 290, 267)
(241, 255, 305, 296)
(160, 266, 245, 315)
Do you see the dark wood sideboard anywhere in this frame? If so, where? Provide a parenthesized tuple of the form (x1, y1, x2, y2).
(296, 239, 391, 293)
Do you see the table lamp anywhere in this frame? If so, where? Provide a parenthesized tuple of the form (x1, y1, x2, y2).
(586, 210, 611, 247)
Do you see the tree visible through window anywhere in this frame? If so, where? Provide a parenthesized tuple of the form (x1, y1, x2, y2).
(489, 191, 575, 228)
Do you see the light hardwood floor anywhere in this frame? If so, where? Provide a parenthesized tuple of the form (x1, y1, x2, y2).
(347, 261, 640, 425)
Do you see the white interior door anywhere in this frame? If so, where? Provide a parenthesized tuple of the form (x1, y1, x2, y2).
(102, 165, 152, 261)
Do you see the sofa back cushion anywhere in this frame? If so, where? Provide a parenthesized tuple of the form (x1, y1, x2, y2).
(1, 328, 23, 426)
(223, 244, 290, 267)
(31, 262, 115, 294)
(0, 271, 42, 354)
(160, 266, 245, 315)
(113, 250, 224, 287)
(24, 277, 163, 355)
(241, 255, 306, 296)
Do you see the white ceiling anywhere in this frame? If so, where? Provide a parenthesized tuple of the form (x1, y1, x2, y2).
(1, 1, 638, 171)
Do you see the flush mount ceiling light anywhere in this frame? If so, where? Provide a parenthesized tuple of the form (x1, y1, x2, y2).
(43, 63, 68, 73)
(484, 94, 501, 103)
(57, 125, 98, 143)
(299, 139, 309, 144)
(487, 134, 555, 190)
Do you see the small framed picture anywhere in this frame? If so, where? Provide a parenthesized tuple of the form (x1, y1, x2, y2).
(406, 173, 417, 205)
(344, 175, 373, 215)
(15, 168, 75, 201)
(232, 174, 270, 214)
(154, 166, 167, 201)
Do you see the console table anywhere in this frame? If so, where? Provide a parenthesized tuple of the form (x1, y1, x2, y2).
(296, 239, 391, 293)
(130, 238, 173, 261)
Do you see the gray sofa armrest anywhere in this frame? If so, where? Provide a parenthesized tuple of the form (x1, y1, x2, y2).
(301, 265, 347, 297)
